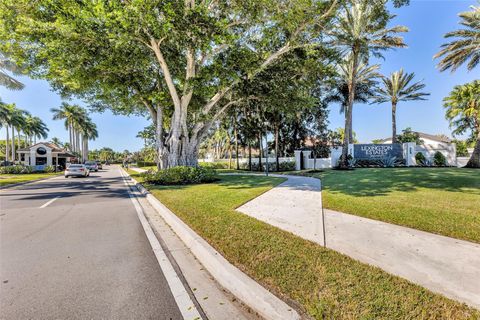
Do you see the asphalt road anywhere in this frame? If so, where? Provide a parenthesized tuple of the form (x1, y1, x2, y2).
(0, 166, 183, 319)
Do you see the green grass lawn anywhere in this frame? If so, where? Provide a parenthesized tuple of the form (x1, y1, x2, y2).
(0, 173, 59, 187)
(133, 173, 478, 319)
(296, 168, 480, 243)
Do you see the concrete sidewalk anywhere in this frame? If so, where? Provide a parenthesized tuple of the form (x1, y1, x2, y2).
(236, 174, 480, 309)
(130, 167, 147, 173)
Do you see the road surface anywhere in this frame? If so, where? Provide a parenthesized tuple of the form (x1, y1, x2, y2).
(0, 167, 184, 319)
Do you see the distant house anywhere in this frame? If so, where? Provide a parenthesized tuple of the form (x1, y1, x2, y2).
(376, 132, 452, 149)
(17, 142, 75, 168)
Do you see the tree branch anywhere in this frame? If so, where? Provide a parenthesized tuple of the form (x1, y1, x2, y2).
(149, 38, 182, 109)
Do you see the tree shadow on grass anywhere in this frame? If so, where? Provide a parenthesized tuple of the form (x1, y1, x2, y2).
(144, 175, 284, 192)
(315, 168, 480, 197)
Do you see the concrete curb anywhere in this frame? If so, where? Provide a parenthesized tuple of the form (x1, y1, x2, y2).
(124, 170, 300, 320)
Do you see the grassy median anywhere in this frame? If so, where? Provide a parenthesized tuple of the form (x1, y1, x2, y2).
(0, 173, 59, 187)
(130, 173, 478, 319)
(296, 168, 480, 243)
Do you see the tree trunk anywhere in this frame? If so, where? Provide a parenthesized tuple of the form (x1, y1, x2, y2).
(348, 122, 353, 143)
(340, 52, 359, 168)
(76, 131, 80, 154)
(465, 131, 480, 168)
(155, 106, 167, 170)
(85, 139, 89, 161)
(69, 125, 73, 151)
(248, 144, 252, 171)
(391, 102, 398, 144)
(11, 126, 15, 161)
(17, 128, 21, 153)
(258, 133, 263, 171)
(6, 126, 10, 162)
(275, 125, 280, 171)
(234, 113, 239, 170)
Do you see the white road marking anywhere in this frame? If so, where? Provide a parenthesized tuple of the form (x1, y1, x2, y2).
(119, 169, 202, 320)
(39, 196, 60, 208)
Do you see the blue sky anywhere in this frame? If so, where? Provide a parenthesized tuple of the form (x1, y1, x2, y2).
(0, 0, 478, 150)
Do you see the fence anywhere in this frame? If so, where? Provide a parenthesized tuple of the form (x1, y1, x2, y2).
(294, 141, 458, 169)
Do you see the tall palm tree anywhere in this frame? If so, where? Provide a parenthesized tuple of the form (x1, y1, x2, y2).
(5, 104, 26, 161)
(373, 69, 429, 143)
(27, 116, 49, 144)
(330, 0, 408, 166)
(50, 137, 63, 147)
(0, 101, 12, 161)
(51, 103, 83, 151)
(80, 119, 98, 161)
(51, 103, 97, 161)
(0, 53, 25, 90)
(325, 58, 380, 141)
(435, 4, 480, 72)
(443, 80, 480, 168)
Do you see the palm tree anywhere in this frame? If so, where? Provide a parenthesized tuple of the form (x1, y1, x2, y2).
(373, 69, 429, 143)
(51, 103, 97, 161)
(2, 104, 26, 161)
(25, 115, 49, 144)
(330, 0, 408, 166)
(79, 119, 98, 161)
(434, 4, 480, 72)
(50, 137, 63, 147)
(325, 58, 380, 141)
(0, 101, 11, 161)
(0, 53, 25, 90)
(51, 103, 83, 151)
(443, 80, 480, 168)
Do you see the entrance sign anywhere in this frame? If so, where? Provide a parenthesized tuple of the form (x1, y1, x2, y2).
(354, 144, 403, 160)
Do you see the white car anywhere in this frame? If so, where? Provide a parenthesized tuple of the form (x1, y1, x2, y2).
(65, 164, 90, 178)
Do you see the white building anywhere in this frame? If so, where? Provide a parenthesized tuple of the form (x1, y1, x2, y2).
(17, 142, 75, 168)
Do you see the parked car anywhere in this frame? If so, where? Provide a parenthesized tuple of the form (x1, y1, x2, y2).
(84, 161, 99, 172)
(95, 160, 103, 170)
(65, 164, 89, 178)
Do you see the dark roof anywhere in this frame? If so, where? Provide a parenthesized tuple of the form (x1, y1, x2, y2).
(57, 152, 76, 158)
(376, 132, 451, 144)
(17, 142, 67, 153)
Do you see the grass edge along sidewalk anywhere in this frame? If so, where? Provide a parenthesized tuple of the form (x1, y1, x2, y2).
(127, 170, 479, 319)
(0, 172, 60, 187)
(294, 167, 480, 243)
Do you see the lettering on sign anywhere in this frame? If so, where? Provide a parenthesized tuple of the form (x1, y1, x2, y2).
(354, 144, 403, 160)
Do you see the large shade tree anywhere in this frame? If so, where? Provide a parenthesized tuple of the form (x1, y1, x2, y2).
(0, 0, 342, 168)
(329, 0, 408, 167)
(0, 52, 24, 90)
(373, 69, 429, 143)
(443, 80, 480, 168)
(435, 3, 480, 72)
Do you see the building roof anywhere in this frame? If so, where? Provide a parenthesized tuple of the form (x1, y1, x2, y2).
(17, 142, 67, 153)
(376, 132, 452, 144)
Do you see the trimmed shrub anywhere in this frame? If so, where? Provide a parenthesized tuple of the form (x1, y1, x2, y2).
(199, 161, 230, 169)
(141, 166, 218, 185)
(43, 165, 56, 173)
(238, 160, 295, 172)
(433, 151, 447, 166)
(137, 161, 157, 168)
(278, 161, 296, 171)
(415, 152, 426, 165)
(0, 165, 35, 174)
